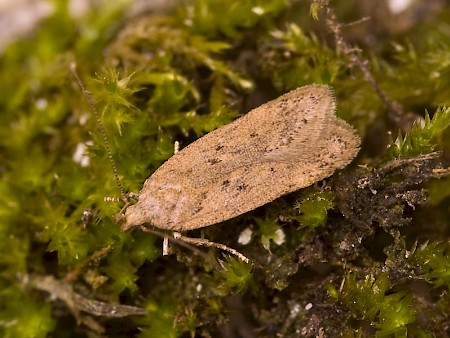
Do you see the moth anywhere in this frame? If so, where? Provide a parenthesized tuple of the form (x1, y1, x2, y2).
(121, 84, 361, 232)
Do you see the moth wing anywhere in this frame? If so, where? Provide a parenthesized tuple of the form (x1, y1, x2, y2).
(260, 85, 336, 163)
(174, 116, 360, 230)
(122, 85, 360, 232)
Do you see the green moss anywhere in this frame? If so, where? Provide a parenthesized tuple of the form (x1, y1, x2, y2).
(295, 188, 335, 230)
(214, 256, 253, 295)
(409, 241, 450, 291)
(386, 107, 450, 159)
(255, 217, 286, 251)
(136, 298, 180, 338)
(2, 0, 450, 336)
(177, 0, 288, 38)
(0, 283, 55, 338)
(340, 273, 415, 337)
(258, 23, 341, 90)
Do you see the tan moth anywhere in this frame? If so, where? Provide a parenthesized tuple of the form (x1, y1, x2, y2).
(71, 64, 360, 261)
(121, 84, 361, 232)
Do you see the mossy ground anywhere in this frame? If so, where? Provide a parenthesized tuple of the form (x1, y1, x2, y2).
(1, 0, 450, 337)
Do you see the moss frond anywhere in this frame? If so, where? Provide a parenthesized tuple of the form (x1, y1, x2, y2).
(340, 273, 416, 336)
(214, 256, 253, 296)
(294, 189, 335, 230)
(178, 0, 288, 38)
(136, 299, 179, 338)
(409, 241, 450, 290)
(0, 282, 56, 338)
(259, 23, 341, 90)
(255, 217, 285, 251)
(386, 107, 450, 159)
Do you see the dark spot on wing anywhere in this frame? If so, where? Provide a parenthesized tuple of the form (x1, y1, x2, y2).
(237, 183, 249, 191)
(207, 158, 222, 165)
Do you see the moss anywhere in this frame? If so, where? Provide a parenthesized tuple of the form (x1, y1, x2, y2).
(1, 0, 450, 337)
(214, 256, 253, 295)
(295, 188, 336, 230)
(340, 273, 415, 337)
(409, 241, 450, 290)
(255, 217, 286, 251)
(0, 286, 56, 338)
(386, 107, 450, 159)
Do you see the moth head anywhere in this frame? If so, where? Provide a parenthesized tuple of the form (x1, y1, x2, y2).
(119, 183, 186, 232)
(114, 204, 137, 231)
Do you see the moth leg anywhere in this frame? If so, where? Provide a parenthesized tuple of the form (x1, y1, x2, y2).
(174, 140, 180, 154)
(138, 226, 250, 264)
(173, 232, 251, 264)
(162, 236, 170, 256)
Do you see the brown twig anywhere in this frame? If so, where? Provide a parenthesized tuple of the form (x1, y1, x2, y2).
(26, 274, 147, 319)
(314, 0, 415, 130)
(64, 245, 112, 283)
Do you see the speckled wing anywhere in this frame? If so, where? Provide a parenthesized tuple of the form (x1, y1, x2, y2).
(122, 85, 360, 231)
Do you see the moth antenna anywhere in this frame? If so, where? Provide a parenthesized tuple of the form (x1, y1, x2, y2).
(70, 63, 128, 204)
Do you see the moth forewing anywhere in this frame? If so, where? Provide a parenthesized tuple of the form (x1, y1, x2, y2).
(121, 84, 360, 232)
